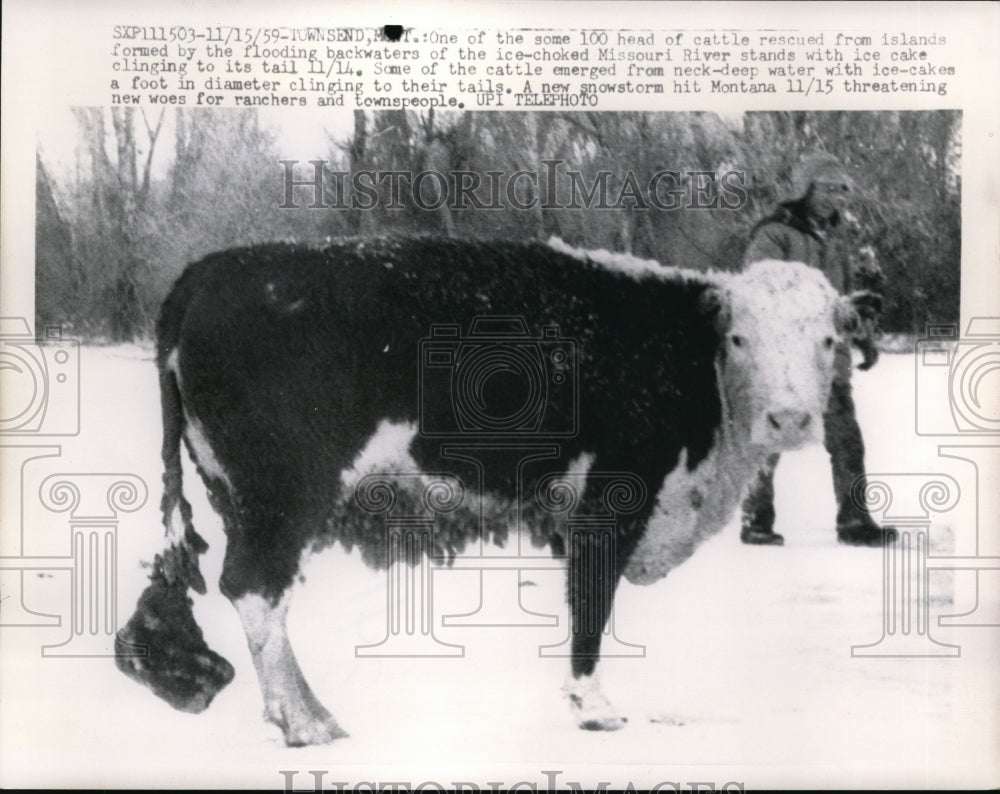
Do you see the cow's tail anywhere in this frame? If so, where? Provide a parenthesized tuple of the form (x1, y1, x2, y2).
(154, 344, 210, 596)
(115, 265, 235, 714)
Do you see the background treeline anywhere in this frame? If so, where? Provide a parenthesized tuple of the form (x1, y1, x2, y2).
(35, 109, 960, 341)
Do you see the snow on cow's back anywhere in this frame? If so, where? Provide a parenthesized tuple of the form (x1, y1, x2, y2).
(545, 240, 838, 330)
(547, 236, 682, 280)
(547, 240, 839, 335)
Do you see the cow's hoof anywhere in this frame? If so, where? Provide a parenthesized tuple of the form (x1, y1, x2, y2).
(837, 522, 897, 547)
(740, 527, 785, 545)
(264, 696, 350, 746)
(578, 711, 627, 731)
(565, 678, 627, 732)
(279, 715, 350, 747)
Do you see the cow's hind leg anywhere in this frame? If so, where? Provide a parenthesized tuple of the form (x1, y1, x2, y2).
(229, 589, 348, 746)
(221, 508, 347, 746)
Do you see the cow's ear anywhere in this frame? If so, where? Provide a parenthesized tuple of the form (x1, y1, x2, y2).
(834, 295, 860, 335)
(700, 285, 731, 333)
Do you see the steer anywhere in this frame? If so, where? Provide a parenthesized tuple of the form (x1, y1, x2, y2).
(116, 236, 862, 746)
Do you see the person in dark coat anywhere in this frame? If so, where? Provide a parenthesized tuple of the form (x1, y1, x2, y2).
(740, 152, 897, 547)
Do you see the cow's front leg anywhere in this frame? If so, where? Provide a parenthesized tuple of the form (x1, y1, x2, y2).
(564, 520, 642, 731)
(231, 591, 348, 746)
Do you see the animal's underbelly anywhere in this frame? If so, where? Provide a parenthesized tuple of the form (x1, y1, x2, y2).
(326, 474, 530, 569)
(623, 447, 745, 586)
(319, 420, 559, 568)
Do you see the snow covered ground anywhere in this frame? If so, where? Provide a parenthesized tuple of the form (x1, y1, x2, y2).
(1, 345, 997, 789)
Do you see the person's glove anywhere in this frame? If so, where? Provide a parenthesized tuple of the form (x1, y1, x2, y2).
(850, 289, 883, 371)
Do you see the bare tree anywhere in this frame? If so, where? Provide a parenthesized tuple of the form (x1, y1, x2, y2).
(69, 107, 164, 341)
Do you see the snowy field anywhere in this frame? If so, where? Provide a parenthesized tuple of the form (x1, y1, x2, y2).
(1, 344, 998, 790)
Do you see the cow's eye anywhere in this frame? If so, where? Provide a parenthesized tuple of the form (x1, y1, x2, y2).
(730, 334, 744, 348)
(823, 336, 835, 350)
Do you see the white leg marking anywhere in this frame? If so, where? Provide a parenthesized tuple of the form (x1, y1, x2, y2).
(564, 665, 626, 731)
(232, 592, 348, 746)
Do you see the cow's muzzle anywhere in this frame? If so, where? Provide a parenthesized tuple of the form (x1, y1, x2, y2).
(755, 407, 815, 449)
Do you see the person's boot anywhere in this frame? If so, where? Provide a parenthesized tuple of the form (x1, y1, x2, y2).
(836, 518, 898, 547)
(824, 362, 897, 547)
(741, 521, 785, 545)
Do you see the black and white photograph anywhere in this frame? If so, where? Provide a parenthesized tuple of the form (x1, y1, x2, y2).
(2, 2, 998, 789)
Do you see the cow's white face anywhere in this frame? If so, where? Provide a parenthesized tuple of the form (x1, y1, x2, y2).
(714, 259, 855, 452)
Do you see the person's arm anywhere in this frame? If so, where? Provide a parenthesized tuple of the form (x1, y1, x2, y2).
(743, 222, 791, 264)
